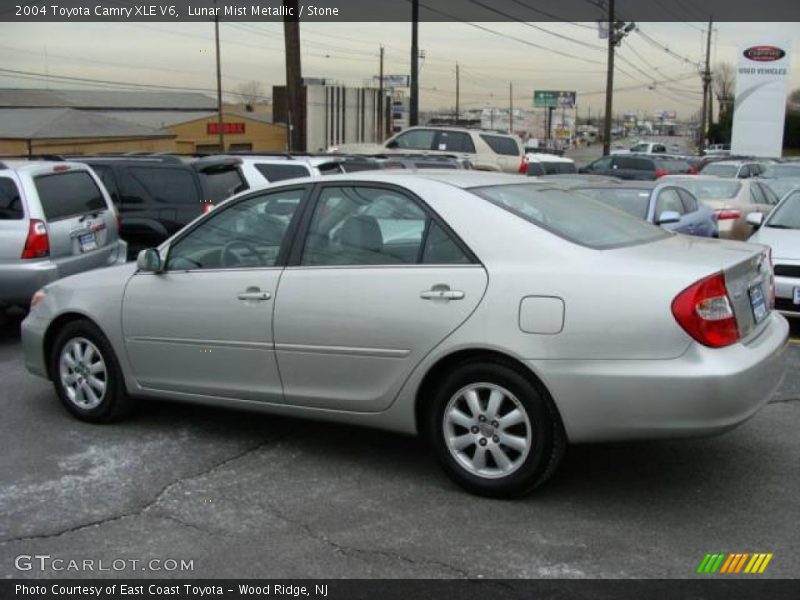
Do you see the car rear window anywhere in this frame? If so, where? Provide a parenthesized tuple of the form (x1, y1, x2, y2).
(543, 162, 577, 175)
(574, 187, 651, 220)
(0, 177, 23, 220)
(671, 179, 741, 199)
(470, 183, 667, 249)
(762, 164, 800, 178)
(254, 163, 311, 182)
(200, 168, 248, 202)
(479, 134, 520, 156)
(34, 171, 106, 221)
(700, 163, 738, 177)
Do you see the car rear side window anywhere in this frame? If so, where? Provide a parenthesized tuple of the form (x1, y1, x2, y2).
(479, 134, 520, 156)
(614, 157, 653, 171)
(129, 167, 200, 205)
(471, 183, 668, 250)
(35, 171, 106, 221)
(254, 163, 311, 182)
(435, 131, 476, 153)
(90, 165, 120, 205)
(677, 188, 698, 212)
(0, 177, 23, 220)
(200, 168, 248, 202)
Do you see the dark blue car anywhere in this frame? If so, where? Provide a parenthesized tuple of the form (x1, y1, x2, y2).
(562, 181, 718, 238)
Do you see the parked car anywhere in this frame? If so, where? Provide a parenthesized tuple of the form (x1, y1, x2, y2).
(0, 160, 127, 310)
(75, 155, 247, 258)
(704, 143, 731, 156)
(329, 126, 523, 173)
(661, 175, 780, 240)
(555, 181, 717, 237)
(611, 141, 668, 155)
(760, 162, 800, 180)
(699, 160, 765, 179)
(522, 153, 577, 176)
(21, 171, 787, 498)
(747, 188, 800, 318)
(580, 154, 694, 180)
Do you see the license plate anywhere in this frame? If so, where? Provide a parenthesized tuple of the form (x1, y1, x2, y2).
(749, 285, 768, 323)
(794, 287, 800, 305)
(79, 232, 97, 253)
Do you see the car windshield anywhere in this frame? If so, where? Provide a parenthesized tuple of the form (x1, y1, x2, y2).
(573, 187, 651, 220)
(670, 179, 741, 199)
(766, 191, 800, 229)
(469, 183, 667, 249)
(762, 164, 800, 178)
(700, 163, 738, 177)
(630, 143, 649, 152)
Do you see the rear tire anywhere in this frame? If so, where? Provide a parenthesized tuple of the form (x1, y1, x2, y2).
(50, 319, 134, 423)
(426, 360, 565, 498)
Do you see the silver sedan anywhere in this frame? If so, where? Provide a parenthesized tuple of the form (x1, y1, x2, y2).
(21, 172, 789, 497)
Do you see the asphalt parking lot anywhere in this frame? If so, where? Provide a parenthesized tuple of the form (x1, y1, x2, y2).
(1, 311, 798, 579)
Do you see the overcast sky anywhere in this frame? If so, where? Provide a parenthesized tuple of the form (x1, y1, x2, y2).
(1, 21, 798, 118)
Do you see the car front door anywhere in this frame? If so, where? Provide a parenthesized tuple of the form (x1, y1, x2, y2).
(273, 183, 488, 412)
(585, 156, 613, 175)
(121, 186, 307, 401)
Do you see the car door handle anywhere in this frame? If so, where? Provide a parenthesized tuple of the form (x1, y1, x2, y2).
(237, 288, 272, 301)
(420, 285, 465, 301)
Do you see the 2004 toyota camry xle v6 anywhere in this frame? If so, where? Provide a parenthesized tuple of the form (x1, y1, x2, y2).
(21, 172, 789, 497)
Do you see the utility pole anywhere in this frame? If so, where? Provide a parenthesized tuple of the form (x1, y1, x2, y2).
(213, 1, 224, 151)
(378, 45, 384, 140)
(602, 0, 615, 156)
(283, 0, 304, 152)
(509, 82, 513, 134)
(455, 63, 460, 124)
(410, 0, 419, 126)
(699, 17, 713, 151)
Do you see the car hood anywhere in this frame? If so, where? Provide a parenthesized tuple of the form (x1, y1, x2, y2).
(749, 226, 800, 260)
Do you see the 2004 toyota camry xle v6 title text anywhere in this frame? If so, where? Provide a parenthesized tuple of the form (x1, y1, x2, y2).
(20, 171, 789, 497)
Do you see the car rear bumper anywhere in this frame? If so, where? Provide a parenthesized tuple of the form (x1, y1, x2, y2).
(21, 312, 48, 378)
(0, 240, 127, 306)
(529, 312, 789, 443)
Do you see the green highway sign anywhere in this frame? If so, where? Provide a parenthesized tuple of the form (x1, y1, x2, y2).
(533, 90, 576, 108)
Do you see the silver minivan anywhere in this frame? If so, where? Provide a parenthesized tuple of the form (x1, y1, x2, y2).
(0, 160, 127, 309)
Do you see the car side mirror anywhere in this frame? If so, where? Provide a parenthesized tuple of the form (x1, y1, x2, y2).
(385, 140, 398, 149)
(746, 212, 764, 228)
(137, 248, 162, 273)
(657, 211, 681, 225)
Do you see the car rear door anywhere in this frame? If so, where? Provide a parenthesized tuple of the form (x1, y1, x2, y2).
(0, 173, 26, 262)
(29, 167, 119, 276)
(273, 182, 488, 413)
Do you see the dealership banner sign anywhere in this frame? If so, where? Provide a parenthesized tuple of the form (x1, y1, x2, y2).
(730, 41, 792, 158)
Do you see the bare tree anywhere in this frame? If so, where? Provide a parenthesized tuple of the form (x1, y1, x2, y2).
(713, 62, 736, 116)
(234, 81, 265, 110)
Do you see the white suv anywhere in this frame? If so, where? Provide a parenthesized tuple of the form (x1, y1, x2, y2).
(331, 127, 523, 173)
(0, 161, 127, 309)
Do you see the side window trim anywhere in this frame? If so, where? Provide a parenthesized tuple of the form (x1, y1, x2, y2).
(162, 184, 311, 270)
(285, 181, 481, 267)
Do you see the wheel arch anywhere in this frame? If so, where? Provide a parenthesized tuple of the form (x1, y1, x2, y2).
(414, 347, 562, 437)
(43, 312, 103, 380)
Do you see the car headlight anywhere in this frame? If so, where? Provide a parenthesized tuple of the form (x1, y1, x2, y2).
(30, 288, 47, 308)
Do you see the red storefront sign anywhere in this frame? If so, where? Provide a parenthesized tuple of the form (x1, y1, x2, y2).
(207, 122, 246, 135)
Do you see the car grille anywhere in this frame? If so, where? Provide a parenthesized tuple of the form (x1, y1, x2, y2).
(774, 297, 800, 313)
(774, 264, 800, 278)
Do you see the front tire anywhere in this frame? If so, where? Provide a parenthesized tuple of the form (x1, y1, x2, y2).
(427, 360, 565, 498)
(50, 319, 134, 423)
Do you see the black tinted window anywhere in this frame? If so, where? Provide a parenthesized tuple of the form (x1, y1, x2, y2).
(254, 163, 311, 182)
(90, 165, 119, 204)
(129, 167, 199, 205)
(35, 171, 106, 221)
(200, 168, 248, 202)
(543, 162, 577, 175)
(615, 157, 653, 171)
(0, 177, 23, 220)
(480, 134, 520, 156)
(435, 131, 476, 153)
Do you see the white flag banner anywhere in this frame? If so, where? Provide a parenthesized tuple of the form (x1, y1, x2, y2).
(730, 41, 792, 158)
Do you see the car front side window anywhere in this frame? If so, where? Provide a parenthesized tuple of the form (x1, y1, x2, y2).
(166, 188, 304, 271)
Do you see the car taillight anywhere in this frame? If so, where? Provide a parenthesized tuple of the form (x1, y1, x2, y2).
(21, 219, 50, 259)
(687, 165, 698, 175)
(671, 272, 739, 348)
(654, 168, 668, 178)
(518, 157, 528, 174)
(202, 202, 214, 214)
(716, 209, 741, 220)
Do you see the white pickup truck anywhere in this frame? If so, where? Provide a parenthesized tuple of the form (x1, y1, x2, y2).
(611, 141, 668, 155)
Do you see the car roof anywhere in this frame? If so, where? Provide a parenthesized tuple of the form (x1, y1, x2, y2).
(0, 159, 92, 172)
(525, 153, 574, 163)
(248, 169, 525, 190)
